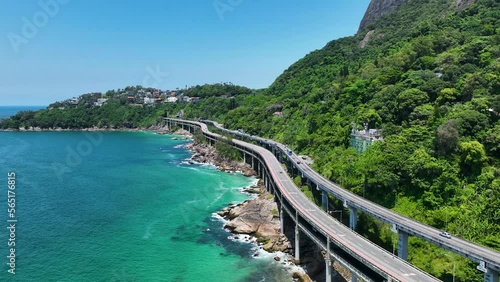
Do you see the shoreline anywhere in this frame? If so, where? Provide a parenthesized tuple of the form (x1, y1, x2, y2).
(184, 138, 311, 282)
(0, 124, 173, 134)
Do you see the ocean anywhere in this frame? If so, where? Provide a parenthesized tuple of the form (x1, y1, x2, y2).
(0, 106, 46, 119)
(0, 129, 297, 281)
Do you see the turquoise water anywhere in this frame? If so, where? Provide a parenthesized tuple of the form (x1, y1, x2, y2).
(0, 131, 294, 281)
(0, 106, 46, 118)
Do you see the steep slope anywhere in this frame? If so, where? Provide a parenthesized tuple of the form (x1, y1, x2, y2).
(2, 1, 499, 280)
(217, 1, 500, 280)
(359, 0, 409, 31)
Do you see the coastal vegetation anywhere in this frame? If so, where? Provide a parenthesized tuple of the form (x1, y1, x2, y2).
(2, 0, 499, 280)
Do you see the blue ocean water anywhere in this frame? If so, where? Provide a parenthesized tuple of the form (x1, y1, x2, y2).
(0, 106, 46, 118)
(0, 131, 295, 281)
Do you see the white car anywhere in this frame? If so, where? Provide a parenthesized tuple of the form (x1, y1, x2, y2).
(439, 231, 452, 239)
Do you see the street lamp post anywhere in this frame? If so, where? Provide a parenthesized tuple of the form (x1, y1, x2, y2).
(445, 253, 456, 282)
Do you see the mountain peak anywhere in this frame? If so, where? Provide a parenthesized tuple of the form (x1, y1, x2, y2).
(359, 0, 409, 31)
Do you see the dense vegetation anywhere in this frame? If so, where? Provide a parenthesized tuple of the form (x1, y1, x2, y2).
(2, 0, 499, 280)
(184, 82, 253, 98)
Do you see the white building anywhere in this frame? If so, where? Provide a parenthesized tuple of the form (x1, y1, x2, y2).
(167, 97, 178, 103)
(94, 98, 108, 107)
(144, 97, 155, 105)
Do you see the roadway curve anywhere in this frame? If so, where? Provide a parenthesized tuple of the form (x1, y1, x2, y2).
(167, 118, 441, 282)
(203, 119, 500, 274)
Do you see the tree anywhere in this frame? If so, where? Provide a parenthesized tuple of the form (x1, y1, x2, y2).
(436, 120, 459, 155)
(397, 88, 429, 121)
(458, 141, 487, 175)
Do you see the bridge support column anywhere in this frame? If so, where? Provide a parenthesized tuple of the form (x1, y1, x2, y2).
(322, 191, 328, 212)
(351, 271, 357, 282)
(325, 258, 333, 282)
(279, 152, 283, 162)
(349, 207, 357, 230)
(294, 225, 300, 263)
(252, 157, 255, 171)
(485, 269, 499, 282)
(397, 230, 408, 261)
(279, 207, 284, 235)
(243, 153, 246, 164)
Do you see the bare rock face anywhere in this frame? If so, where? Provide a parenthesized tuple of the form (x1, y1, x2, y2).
(358, 30, 375, 48)
(359, 0, 409, 31)
(454, 0, 475, 10)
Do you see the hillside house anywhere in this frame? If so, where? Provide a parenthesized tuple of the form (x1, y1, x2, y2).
(350, 124, 383, 153)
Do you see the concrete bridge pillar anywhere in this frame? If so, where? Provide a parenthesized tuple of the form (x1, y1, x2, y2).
(397, 230, 408, 261)
(252, 157, 255, 172)
(322, 190, 329, 212)
(325, 257, 333, 282)
(294, 225, 300, 263)
(279, 206, 284, 235)
(485, 269, 499, 282)
(351, 271, 357, 282)
(349, 207, 358, 230)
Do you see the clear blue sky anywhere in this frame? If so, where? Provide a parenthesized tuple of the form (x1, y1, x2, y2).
(0, 0, 371, 106)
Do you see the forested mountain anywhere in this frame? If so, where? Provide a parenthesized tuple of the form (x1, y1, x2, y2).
(196, 1, 500, 280)
(2, 0, 499, 280)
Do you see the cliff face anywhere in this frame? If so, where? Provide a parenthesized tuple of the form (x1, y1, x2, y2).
(359, 0, 476, 31)
(358, 0, 409, 31)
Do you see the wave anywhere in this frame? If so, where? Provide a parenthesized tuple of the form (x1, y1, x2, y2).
(142, 220, 160, 240)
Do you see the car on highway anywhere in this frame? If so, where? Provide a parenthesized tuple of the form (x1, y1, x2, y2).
(439, 231, 452, 239)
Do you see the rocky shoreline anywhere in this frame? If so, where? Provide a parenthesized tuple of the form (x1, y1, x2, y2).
(182, 138, 311, 282)
(186, 140, 256, 177)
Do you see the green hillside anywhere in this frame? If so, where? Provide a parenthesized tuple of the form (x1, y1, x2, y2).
(2, 0, 499, 280)
(198, 1, 500, 280)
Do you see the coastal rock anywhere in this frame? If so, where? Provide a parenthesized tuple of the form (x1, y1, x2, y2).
(220, 185, 291, 254)
(186, 140, 254, 175)
(292, 272, 313, 282)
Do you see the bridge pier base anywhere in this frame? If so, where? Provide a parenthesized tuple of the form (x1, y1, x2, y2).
(294, 225, 300, 263)
(397, 230, 408, 261)
(322, 191, 328, 212)
(349, 207, 357, 230)
(485, 269, 499, 282)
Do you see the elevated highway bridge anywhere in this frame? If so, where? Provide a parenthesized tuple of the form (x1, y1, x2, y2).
(165, 118, 500, 282)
